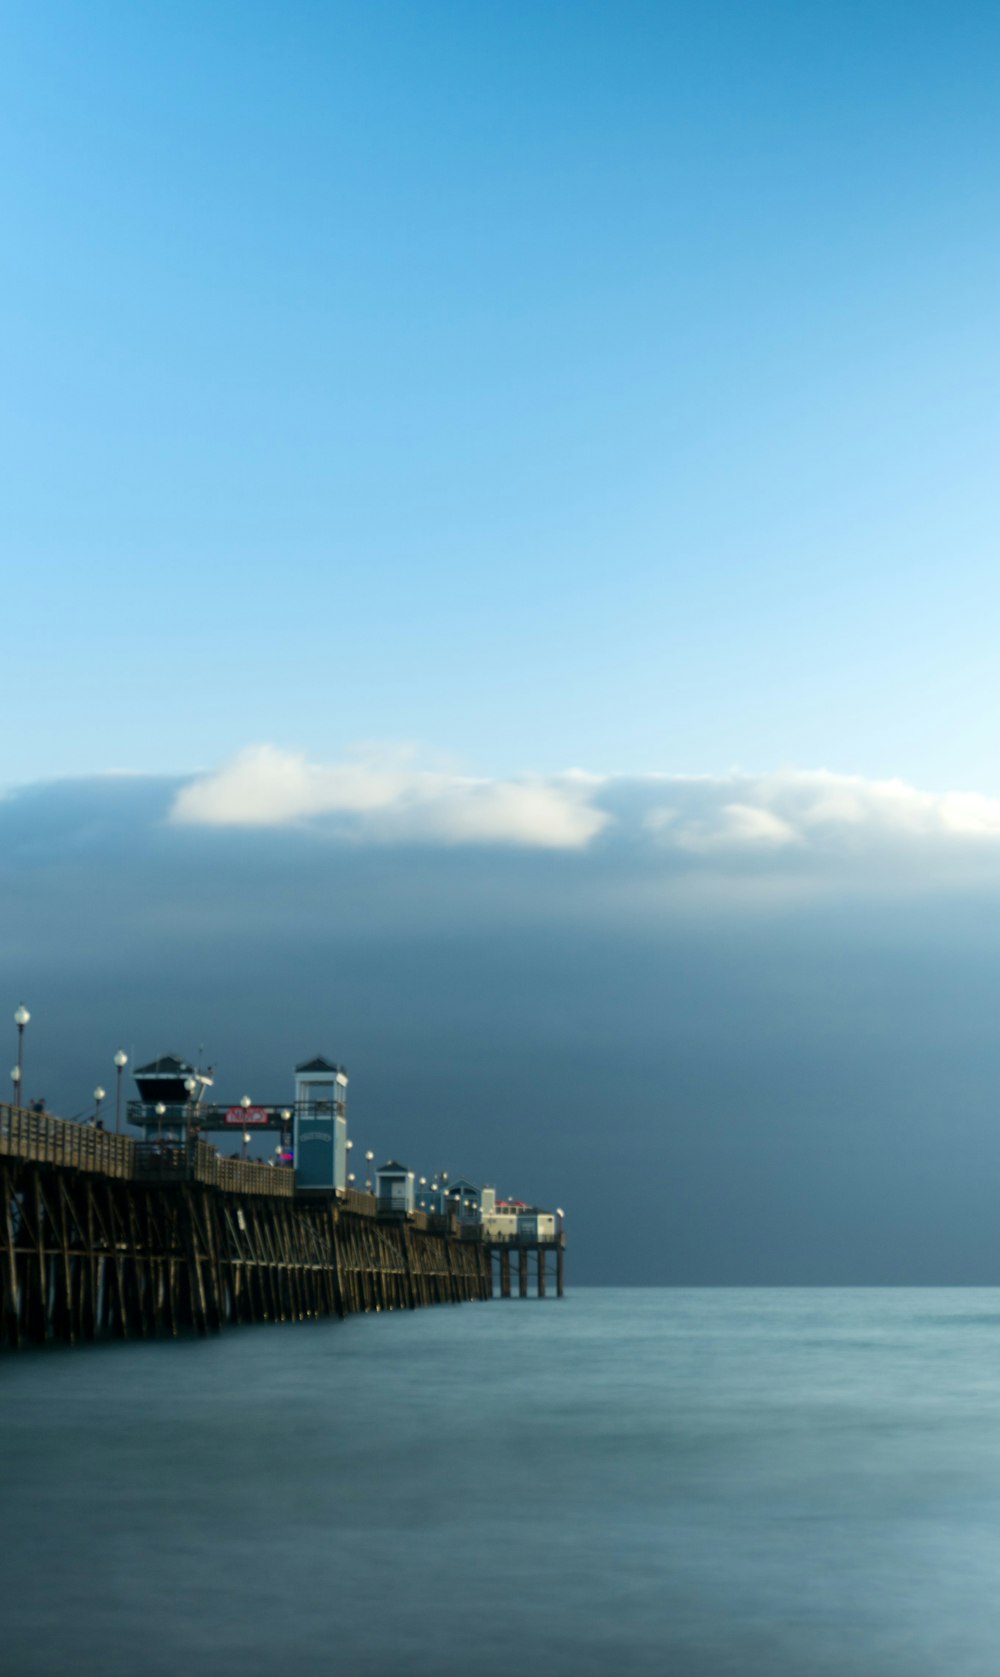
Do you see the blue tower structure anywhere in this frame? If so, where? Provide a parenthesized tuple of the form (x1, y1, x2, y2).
(293, 1056, 349, 1191)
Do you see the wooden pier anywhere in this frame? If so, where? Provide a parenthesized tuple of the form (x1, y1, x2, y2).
(0, 1104, 563, 1349)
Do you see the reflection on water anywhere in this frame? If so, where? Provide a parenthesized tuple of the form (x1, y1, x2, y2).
(4, 1289, 1000, 1676)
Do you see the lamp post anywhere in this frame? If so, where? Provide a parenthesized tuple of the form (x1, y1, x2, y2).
(10, 1064, 20, 1108)
(183, 1077, 197, 1148)
(242, 1130, 251, 1160)
(281, 1108, 292, 1162)
(365, 1149, 374, 1195)
(93, 1086, 105, 1127)
(14, 1006, 29, 1104)
(155, 1102, 166, 1148)
(113, 1049, 128, 1134)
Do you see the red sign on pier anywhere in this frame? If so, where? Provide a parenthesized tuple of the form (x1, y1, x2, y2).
(224, 1106, 269, 1126)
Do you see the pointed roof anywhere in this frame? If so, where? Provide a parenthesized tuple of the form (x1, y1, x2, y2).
(296, 1055, 345, 1074)
(135, 1054, 193, 1077)
(377, 1160, 409, 1174)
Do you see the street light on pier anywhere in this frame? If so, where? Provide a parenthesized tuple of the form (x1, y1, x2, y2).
(155, 1102, 166, 1146)
(365, 1149, 374, 1194)
(10, 1064, 20, 1108)
(281, 1108, 292, 1159)
(184, 1077, 197, 1148)
(113, 1050, 128, 1133)
(93, 1086, 106, 1126)
(242, 1130, 251, 1159)
(13, 1006, 29, 1104)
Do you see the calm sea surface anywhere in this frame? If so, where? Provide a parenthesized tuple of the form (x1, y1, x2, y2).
(4, 1289, 1000, 1676)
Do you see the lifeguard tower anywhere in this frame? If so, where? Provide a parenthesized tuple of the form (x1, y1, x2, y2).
(293, 1056, 349, 1191)
(130, 1055, 213, 1140)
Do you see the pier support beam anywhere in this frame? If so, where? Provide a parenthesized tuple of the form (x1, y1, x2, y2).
(518, 1248, 529, 1298)
(537, 1248, 546, 1298)
(500, 1249, 511, 1299)
(556, 1244, 564, 1298)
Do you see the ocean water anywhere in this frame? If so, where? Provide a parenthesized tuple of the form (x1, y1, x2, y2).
(4, 1289, 1000, 1676)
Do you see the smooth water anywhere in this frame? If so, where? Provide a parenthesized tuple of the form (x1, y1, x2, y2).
(4, 1289, 1000, 1676)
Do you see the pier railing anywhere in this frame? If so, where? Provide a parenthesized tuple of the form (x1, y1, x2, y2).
(0, 1114, 293, 1199)
(211, 1153, 294, 1198)
(0, 1104, 135, 1178)
(133, 1140, 294, 1198)
(477, 1227, 565, 1247)
(340, 1187, 377, 1216)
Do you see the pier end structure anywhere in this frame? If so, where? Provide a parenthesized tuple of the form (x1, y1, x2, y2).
(479, 1187, 566, 1299)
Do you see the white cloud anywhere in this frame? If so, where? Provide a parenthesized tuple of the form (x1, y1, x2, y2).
(170, 745, 609, 850)
(668, 801, 801, 853)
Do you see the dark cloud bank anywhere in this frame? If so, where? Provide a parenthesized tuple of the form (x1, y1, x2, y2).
(5, 771, 1000, 1285)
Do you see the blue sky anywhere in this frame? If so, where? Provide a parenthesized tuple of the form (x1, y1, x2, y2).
(5, 1, 1000, 788)
(6, 5, 1000, 1280)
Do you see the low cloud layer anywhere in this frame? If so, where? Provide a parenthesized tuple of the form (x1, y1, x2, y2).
(169, 748, 1000, 880)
